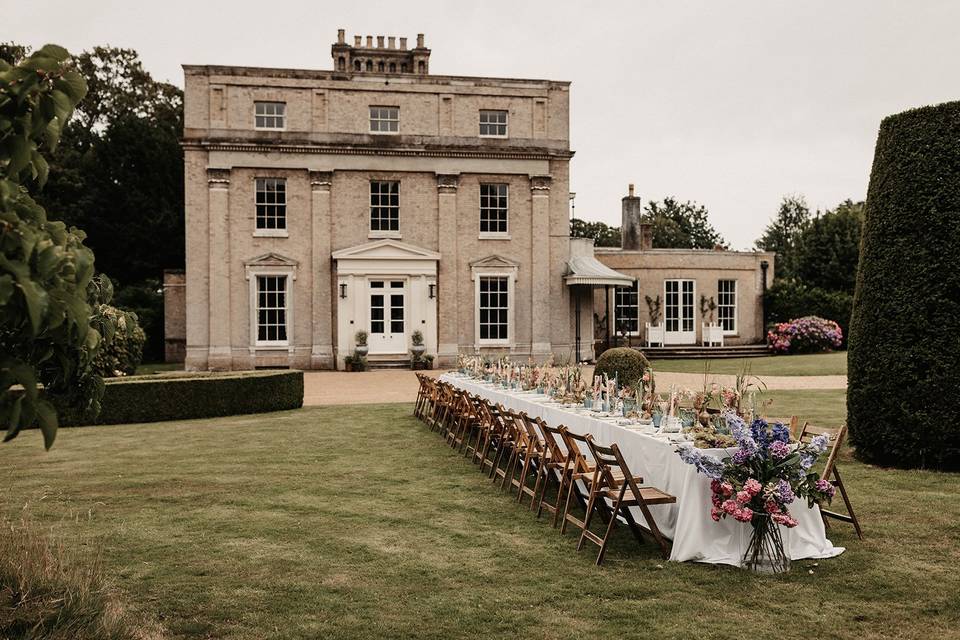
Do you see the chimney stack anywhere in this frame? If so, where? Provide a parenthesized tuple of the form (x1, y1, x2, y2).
(377, 35, 385, 48)
(354, 35, 361, 47)
(388, 36, 396, 49)
(416, 33, 425, 48)
(337, 29, 345, 44)
(400, 37, 407, 50)
(621, 184, 643, 250)
(366, 35, 373, 47)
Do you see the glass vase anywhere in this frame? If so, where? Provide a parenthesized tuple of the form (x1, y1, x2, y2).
(742, 515, 790, 574)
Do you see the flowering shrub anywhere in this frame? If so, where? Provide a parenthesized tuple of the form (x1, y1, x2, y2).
(766, 316, 843, 354)
(677, 413, 835, 528)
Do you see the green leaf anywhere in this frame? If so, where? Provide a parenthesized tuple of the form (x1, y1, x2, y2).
(57, 70, 87, 102)
(7, 135, 31, 176)
(31, 150, 49, 186)
(36, 44, 69, 61)
(0, 274, 13, 305)
(35, 400, 58, 450)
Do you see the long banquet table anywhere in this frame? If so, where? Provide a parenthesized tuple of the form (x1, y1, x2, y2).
(441, 373, 845, 566)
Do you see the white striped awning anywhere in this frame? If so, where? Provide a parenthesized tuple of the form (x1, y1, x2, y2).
(563, 256, 635, 287)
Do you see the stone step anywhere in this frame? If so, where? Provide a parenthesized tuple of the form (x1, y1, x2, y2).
(635, 345, 770, 360)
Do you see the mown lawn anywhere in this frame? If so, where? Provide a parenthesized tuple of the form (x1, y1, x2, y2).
(650, 351, 848, 376)
(135, 362, 183, 375)
(2, 396, 958, 640)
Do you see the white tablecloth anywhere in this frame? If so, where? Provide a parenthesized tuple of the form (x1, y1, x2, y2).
(441, 373, 845, 566)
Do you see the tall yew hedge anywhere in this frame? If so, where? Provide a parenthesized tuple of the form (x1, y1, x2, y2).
(847, 101, 960, 470)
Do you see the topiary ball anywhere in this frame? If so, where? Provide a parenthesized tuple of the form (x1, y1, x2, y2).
(593, 347, 650, 387)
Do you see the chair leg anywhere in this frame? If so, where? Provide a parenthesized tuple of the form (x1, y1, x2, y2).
(595, 498, 624, 565)
(576, 484, 600, 551)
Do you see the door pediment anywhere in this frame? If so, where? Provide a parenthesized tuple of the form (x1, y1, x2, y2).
(469, 254, 520, 270)
(332, 239, 441, 262)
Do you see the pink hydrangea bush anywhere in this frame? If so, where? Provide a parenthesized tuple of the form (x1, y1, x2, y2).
(766, 316, 843, 354)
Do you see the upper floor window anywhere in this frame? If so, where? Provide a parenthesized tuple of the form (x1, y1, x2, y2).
(370, 106, 399, 134)
(255, 178, 286, 232)
(254, 101, 286, 129)
(354, 59, 362, 72)
(479, 184, 508, 236)
(718, 279, 737, 333)
(479, 110, 508, 137)
(370, 181, 399, 233)
(614, 281, 640, 335)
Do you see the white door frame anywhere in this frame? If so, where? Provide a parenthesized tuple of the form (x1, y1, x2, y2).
(367, 277, 408, 355)
(664, 279, 697, 345)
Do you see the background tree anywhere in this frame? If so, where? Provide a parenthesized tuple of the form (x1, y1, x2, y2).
(794, 199, 863, 292)
(1, 43, 183, 362)
(644, 197, 727, 249)
(847, 100, 960, 470)
(570, 218, 621, 247)
(755, 195, 811, 280)
(0, 45, 106, 447)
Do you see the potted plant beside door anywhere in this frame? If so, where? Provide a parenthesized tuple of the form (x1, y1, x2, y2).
(354, 330, 369, 357)
(410, 330, 429, 370)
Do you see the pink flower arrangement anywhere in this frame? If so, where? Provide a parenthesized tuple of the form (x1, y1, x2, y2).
(766, 316, 843, 354)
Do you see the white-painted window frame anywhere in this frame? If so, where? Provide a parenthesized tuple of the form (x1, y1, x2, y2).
(479, 183, 509, 238)
(369, 180, 400, 238)
(254, 177, 288, 236)
(717, 279, 738, 335)
(479, 109, 508, 138)
(614, 280, 640, 336)
(369, 106, 400, 134)
(248, 271, 294, 348)
(471, 265, 518, 348)
(254, 101, 286, 130)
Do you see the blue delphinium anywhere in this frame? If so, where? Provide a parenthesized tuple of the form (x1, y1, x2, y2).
(771, 422, 791, 444)
(677, 444, 725, 480)
(750, 418, 771, 450)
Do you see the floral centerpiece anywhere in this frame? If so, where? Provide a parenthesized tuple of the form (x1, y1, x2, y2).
(677, 413, 836, 573)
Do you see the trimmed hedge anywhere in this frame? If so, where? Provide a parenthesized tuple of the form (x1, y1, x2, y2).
(58, 370, 304, 426)
(593, 347, 650, 387)
(847, 100, 960, 470)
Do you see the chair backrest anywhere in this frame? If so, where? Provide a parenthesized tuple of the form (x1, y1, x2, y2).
(584, 435, 633, 491)
(560, 428, 596, 476)
(797, 421, 847, 481)
(535, 418, 567, 464)
(518, 412, 546, 455)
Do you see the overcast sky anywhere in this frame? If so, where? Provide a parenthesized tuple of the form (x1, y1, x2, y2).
(8, 1, 960, 248)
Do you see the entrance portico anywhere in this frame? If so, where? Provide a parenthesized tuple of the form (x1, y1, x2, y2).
(332, 239, 440, 369)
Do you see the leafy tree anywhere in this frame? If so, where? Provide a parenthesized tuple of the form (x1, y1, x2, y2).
(3, 43, 184, 363)
(570, 218, 621, 247)
(37, 46, 184, 285)
(795, 200, 864, 292)
(643, 197, 727, 249)
(0, 45, 107, 448)
(756, 195, 811, 279)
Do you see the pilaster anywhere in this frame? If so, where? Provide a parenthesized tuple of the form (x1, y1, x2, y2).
(530, 174, 552, 357)
(206, 168, 232, 370)
(310, 171, 334, 369)
(437, 173, 459, 365)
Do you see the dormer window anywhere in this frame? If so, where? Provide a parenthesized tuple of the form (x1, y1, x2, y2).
(254, 101, 285, 129)
(479, 110, 508, 137)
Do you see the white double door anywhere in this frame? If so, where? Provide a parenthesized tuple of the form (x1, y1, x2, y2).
(368, 279, 407, 354)
(664, 279, 696, 344)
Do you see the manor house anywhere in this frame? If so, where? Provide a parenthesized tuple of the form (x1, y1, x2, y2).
(173, 30, 772, 370)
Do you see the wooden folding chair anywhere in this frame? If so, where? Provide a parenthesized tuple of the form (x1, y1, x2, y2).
(796, 420, 863, 540)
(503, 412, 547, 505)
(532, 420, 573, 525)
(414, 373, 430, 419)
(445, 388, 473, 449)
(477, 401, 509, 476)
(580, 435, 676, 563)
(491, 408, 522, 488)
(559, 428, 611, 537)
